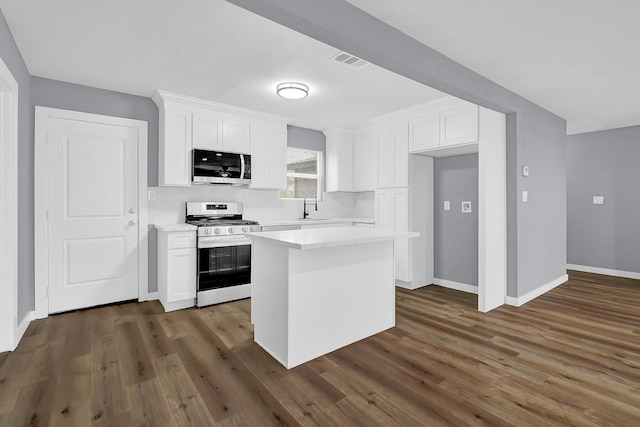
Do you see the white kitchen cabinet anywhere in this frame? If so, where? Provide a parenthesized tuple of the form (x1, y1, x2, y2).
(408, 97, 480, 155)
(159, 105, 192, 187)
(409, 112, 439, 153)
(250, 119, 287, 189)
(222, 114, 251, 154)
(158, 230, 196, 312)
(375, 187, 409, 281)
(153, 90, 289, 187)
(324, 128, 354, 192)
(192, 109, 223, 151)
(353, 132, 375, 191)
(375, 122, 409, 188)
(440, 101, 479, 147)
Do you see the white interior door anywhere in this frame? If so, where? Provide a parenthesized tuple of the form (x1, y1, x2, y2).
(47, 117, 139, 313)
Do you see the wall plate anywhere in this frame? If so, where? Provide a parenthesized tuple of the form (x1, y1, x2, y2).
(461, 201, 472, 213)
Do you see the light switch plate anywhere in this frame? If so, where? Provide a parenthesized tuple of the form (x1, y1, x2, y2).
(593, 196, 605, 205)
(147, 190, 155, 201)
(461, 201, 472, 213)
(522, 191, 528, 202)
(444, 201, 450, 211)
(522, 166, 529, 177)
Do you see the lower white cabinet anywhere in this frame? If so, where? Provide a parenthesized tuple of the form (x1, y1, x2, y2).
(158, 230, 196, 312)
(375, 188, 410, 282)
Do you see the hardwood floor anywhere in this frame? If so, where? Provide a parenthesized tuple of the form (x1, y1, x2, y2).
(1, 270, 639, 426)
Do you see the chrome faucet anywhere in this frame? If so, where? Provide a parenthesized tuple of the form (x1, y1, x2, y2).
(302, 192, 317, 219)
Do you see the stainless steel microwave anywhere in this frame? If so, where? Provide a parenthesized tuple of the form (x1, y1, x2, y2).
(192, 149, 251, 186)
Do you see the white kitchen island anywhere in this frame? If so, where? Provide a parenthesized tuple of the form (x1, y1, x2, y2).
(247, 226, 418, 369)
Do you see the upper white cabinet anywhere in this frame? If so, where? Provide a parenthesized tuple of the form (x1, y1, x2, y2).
(353, 131, 375, 191)
(408, 97, 479, 155)
(250, 119, 287, 190)
(160, 105, 193, 186)
(375, 122, 408, 188)
(192, 109, 222, 151)
(440, 101, 479, 147)
(409, 113, 439, 152)
(222, 114, 251, 154)
(324, 128, 354, 192)
(153, 90, 290, 187)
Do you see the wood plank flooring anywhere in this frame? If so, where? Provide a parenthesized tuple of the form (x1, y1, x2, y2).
(1, 270, 640, 426)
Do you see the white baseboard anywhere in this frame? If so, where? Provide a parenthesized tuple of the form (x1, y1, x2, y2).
(506, 274, 568, 307)
(395, 280, 431, 290)
(140, 291, 159, 302)
(14, 310, 35, 350)
(433, 278, 478, 294)
(567, 264, 640, 280)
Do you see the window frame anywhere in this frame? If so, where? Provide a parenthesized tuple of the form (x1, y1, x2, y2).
(280, 147, 324, 200)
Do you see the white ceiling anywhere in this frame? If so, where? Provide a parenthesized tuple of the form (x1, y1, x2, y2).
(1, 0, 639, 134)
(346, 0, 640, 135)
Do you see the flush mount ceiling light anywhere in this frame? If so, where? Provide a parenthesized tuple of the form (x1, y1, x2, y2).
(276, 82, 309, 100)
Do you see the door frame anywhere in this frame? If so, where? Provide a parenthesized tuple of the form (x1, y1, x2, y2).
(34, 107, 149, 319)
(0, 57, 19, 352)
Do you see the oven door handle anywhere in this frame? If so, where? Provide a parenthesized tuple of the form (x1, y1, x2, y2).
(198, 237, 253, 248)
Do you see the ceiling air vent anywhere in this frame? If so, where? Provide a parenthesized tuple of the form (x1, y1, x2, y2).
(331, 52, 369, 68)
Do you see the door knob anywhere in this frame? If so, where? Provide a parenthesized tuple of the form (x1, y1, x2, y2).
(129, 208, 136, 214)
(128, 220, 136, 226)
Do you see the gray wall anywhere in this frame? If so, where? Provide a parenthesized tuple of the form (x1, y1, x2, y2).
(287, 125, 325, 151)
(1, 10, 33, 323)
(31, 77, 159, 186)
(229, 0, 568, 298)
(567, 126, 640, 273)
(434, 154, 478, 286)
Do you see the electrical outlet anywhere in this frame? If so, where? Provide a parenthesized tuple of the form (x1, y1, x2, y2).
(461, 201, 472, 213)
(147, 190, 155, 201)
(444, 201, 450, 211)
(593, 196, 605, 205)
(522, 190, 528, 202)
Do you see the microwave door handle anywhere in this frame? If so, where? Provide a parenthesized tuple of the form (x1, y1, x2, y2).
(240, 154, 245, 179)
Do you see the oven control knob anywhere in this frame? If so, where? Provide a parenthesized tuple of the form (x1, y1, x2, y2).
(242, 227, 247, 232)
(204, 228, 211, 235)
(228, 227, 234, 233)
(252, 226, 260, 231)
(214, 228, 221, 235)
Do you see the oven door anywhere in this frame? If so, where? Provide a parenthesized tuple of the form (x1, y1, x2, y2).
(197, 236, 251, 291)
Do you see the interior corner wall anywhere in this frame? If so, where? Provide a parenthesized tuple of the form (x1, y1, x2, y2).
(0, 10, 33, 323)
(434, 154, 479, 286)
(567, 126, 640, 273)
(228, 0, 569, 299)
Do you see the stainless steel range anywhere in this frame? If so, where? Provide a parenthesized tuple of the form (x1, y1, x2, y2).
(185, 202, 261, 307)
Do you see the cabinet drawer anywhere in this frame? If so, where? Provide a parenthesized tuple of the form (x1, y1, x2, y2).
(167, 232, 196, 249)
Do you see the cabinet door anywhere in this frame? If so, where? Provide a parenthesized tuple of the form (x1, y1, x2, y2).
(353, 133, 375, 191)
(161, 106, 192, 186)
(374, 189, 393, 230)
(440, 102, 479, 147)
(409, 113, 439, 152)
(250, 120, 287, 189)
(375, 126, 392, 189)
(325, 131, 354, 192)
(392, 188, 410, 282)
(167, 248, 196, 302)
(391, 123, 409, 187)
(222, 114, 251, 154)
(192, 109, 223, 150)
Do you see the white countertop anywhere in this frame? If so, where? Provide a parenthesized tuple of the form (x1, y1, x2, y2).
(248, 226, 418, 250)
(153, 223, 197, 232)
(260, 217, 374, 227)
